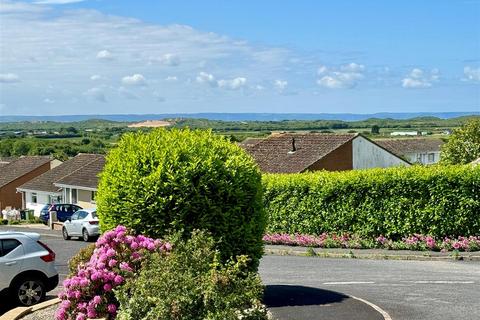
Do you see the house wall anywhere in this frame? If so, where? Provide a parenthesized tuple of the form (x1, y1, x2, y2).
(405, 151, 441, 165)
(77, 189, 96, 209)
(24, 191, 58, 216)
(0, 162, 52, 211)
(352, 136, 409, 169)
(307, 140, 353, 171)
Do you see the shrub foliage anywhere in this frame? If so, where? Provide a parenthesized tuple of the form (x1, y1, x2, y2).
(97, 128, 265, 269)
(441, 118, 480, 164)
(115, 231, 269, 320)
(263, 165, 480, 238)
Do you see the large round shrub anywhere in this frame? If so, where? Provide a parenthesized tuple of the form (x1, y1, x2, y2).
(97, 128, 265, 269)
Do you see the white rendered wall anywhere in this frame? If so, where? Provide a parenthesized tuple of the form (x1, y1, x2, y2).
(24, 192, 50, 216)
(352, 136, 410, 169)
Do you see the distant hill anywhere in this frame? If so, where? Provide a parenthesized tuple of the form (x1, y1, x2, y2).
(0, 112, 478, 123)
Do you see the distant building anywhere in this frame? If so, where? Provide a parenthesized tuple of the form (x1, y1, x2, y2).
(375, 138, 444, 165)
(390, 131, 419, 136)
(17, 154, 105, 216)
(0, 156, 61, 211)
(240, 133, 409, 173)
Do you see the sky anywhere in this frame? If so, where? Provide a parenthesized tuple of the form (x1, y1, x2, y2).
(0, 0, 479, 116)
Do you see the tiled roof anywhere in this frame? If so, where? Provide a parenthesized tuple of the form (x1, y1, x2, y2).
(375, 138, 444, 157)
(55, 156, 105, 189)
(241, 133, 357, 173)
(17, 154, 104, 193)
(0, 156, 52, 188)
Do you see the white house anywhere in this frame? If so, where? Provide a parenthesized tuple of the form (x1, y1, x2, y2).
(375, 138, 444, 165)
(240, 133, 410, 173)
(17, 154, 105, 216)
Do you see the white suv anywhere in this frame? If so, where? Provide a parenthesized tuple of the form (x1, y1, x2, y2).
(0, 232, 59, 306)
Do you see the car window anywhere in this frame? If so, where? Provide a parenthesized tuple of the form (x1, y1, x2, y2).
(72, 206, 81, 212)
(78, 211, 88, 220)
(64, 205, 72, 213)
(91, 212, 98, 218)
(0, 239, 21, 257)
(71, 212, 80, 220)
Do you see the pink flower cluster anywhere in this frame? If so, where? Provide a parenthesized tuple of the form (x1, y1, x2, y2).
(263, 233, 480, 252)
(56, 226, 171, 320)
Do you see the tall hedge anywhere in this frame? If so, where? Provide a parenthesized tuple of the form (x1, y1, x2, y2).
(97, 129, 265, 269)
(263, 165, 480, 238)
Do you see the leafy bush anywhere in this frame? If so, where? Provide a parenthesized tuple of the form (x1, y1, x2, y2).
(441, 118, 480, 164)
(68, 243, 95, 275)
(115, 231, 270, 320)
(56, 226, 171, 320)
(263, 165, 480, 238)
(97, 128, 265, 269)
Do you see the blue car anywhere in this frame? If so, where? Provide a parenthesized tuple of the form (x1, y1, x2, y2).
(39, 204, 83, 224)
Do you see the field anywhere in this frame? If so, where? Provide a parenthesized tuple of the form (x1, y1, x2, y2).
(0, 115, 478, 159)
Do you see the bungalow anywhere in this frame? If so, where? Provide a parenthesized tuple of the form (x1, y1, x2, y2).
(240, 133, 409, 173)
(17, 153, 105, 216)
(375, 138, 444, 165)
(0, 156, 61, 211)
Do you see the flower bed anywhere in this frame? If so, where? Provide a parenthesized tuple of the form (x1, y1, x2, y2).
(263, 233, 480, 252)
(56, 226, 171, 320)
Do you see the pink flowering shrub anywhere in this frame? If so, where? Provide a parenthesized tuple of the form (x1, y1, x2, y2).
(56, 225, 171, 320)
(263, 233, 480, 252)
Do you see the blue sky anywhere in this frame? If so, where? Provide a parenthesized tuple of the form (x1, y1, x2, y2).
(0, 0, 479, 115)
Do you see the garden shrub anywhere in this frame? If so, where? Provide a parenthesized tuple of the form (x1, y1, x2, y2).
(56, 226, 171, 320)
(97, 128, 265, 269)
(263, 165, 480, 238)
(115, 231, 270, 320)
(68, 243, 95, 275)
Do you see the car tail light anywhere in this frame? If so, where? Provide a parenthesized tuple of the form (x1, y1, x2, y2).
(89, 221, 99, 225)
(37, 240, 56, 262)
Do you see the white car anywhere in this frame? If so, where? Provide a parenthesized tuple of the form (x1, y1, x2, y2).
(62, 209, 100, 242)
(0, 232, 59, 306)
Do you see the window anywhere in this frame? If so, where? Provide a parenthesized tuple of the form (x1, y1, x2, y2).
(71, 212, 79, 221)
(78, 211, 88, 220)
(31, 193, 37, 204)
(428, 153, 435, 162)
(0, 239, 21, 257)
(49, 195, 61, 204)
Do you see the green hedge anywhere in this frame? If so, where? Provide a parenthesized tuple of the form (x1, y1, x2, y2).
(97, 128, 265, 270)
(263, 165, 480, 238)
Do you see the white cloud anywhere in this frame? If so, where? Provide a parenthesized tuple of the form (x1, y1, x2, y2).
(90, 74, 102, 81)
(96, 50, 113, 60)
(84, 87, 106, 102)
(402, 68, 439, 88)
(121, 74, 147, 86)
(165, 76, 178, 82)
(0, 73, 20, 83)
(274, 79, 288, 91)
(196, 72, 217, 87)
(151, 53, 180, 66)
(218, 77, 247, 90)
(34, 0, 85, 4)
(43, 98, 55, 103)
(463, 66, 480, 82)
(317, 63, 365, 89)
(0, 0, 47, 14)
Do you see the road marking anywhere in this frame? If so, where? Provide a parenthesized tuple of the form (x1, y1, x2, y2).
(411, 280, 475, 284)
(323, 281, 375, 285)
(348, 294, 393, 320)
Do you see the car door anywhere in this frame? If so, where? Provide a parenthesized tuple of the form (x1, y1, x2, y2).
(0, 238, 24, 289)
(75, 211, 88, 234)
(67, 212, 80, 235)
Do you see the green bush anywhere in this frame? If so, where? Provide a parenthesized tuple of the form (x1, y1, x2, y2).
(68, 243, 95, 275)
(263, 165, 480, 238)
(115, 231, 269, 320)
(97, 128, 265, 269)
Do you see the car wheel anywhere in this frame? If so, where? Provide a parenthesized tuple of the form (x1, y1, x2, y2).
(13, 278, 45, 306)
(62, 227, 71, 240)
(82, 228, 90, 242)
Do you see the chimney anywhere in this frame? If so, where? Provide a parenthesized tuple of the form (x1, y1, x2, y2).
(288, 137, 296, 154)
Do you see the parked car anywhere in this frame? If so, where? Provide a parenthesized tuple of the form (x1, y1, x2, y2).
(39, 204, 82, 224)
(0, 232, 58, 306)
(62, 209, 99, 242)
